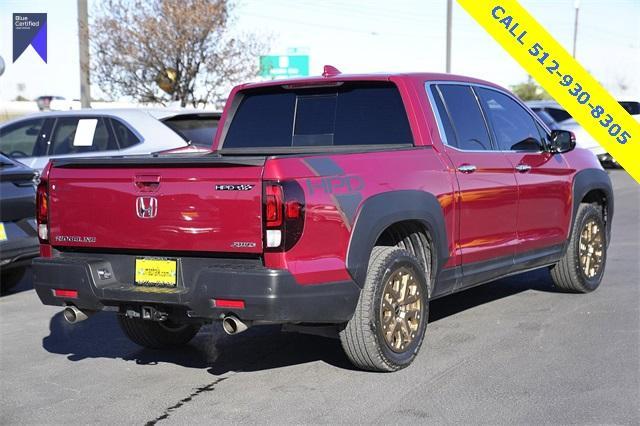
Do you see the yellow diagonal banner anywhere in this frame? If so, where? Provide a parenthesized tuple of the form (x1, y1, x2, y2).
(457, 0, 640, 183)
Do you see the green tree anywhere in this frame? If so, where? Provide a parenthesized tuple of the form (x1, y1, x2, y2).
(510, 76, 552, 101)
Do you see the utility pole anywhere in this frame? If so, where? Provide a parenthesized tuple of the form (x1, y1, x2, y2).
(446, 0, 452, 73)
(78, 0, 91, 108)
(572, 0, 580, 58)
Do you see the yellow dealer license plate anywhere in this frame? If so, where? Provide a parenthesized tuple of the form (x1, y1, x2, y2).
(135, 258, 177, 287)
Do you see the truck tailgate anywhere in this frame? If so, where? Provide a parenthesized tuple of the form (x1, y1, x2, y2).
(47, 157, 264, 254)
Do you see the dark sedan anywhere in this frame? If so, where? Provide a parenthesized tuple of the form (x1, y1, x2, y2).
(0, 153, 39, 292)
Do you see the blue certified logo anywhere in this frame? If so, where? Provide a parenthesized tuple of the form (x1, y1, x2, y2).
(13, 13, 47, 63)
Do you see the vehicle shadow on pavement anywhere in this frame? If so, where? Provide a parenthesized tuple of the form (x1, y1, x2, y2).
(429, 267, 559, 322)
(41, 311, 356, 373)
(42, 268, 560, 374)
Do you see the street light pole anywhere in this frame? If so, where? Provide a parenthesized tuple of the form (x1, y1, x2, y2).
(446, 0, 452, 73)
(572, 0, 580, 58)
(78, 0, 91, 108)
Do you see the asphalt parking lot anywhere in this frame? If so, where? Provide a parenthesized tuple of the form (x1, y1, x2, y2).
(1, 169, 638, 424)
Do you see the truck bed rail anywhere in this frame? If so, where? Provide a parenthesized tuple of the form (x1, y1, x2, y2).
(51, 153, 267, 168)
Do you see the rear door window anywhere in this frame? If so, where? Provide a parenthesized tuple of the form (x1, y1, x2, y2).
(110, 119, 141, 149)
(430, 85, 458, 147)
(50, 117, 118, 155)
(435, 84, 493, 151)
(222, 82, 413, 149)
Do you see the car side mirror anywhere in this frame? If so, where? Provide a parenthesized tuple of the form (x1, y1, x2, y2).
(549, 130, 576, 153)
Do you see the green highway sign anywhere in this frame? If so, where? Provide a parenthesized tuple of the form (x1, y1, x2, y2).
(260, 55, 309, 78)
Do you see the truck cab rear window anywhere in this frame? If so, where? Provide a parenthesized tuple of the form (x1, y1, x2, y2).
(222, 83, 413, 149)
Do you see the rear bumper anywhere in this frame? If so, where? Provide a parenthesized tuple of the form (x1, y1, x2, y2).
(33, 253, 360, 324)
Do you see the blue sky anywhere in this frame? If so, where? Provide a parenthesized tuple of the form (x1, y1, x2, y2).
(0, 0, 638, 102)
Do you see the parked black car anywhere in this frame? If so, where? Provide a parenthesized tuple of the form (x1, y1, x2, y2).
(0, 153, 39, 292)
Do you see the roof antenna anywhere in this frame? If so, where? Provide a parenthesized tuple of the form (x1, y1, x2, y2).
(322, 65, 342, 77)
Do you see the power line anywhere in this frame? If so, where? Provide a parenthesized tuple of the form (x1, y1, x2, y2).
(242, 12, 431, 39)
(297, 0, 435, 22)
(266, 0, 440, 25)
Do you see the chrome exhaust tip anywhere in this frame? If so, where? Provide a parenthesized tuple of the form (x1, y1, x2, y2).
(62, 306, 94, 324)
(222, 315, 250, 335)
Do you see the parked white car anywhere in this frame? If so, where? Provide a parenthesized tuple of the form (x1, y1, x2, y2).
(0, 109, 220, 171)
(526, 100, 639, 167)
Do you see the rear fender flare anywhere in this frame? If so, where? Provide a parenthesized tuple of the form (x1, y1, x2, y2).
(346, 190, 449, 288)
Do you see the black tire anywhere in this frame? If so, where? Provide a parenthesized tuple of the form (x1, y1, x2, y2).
(1, 268, 26, 294)
(550, 203, 607, 293)
(339, 246, 429, 372)
(118, 316, 201, 349)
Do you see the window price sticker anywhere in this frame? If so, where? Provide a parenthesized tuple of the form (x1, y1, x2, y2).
(457, 0, 640, 183)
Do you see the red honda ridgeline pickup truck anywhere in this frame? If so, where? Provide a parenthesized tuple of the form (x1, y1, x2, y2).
(33, 67, 613, 372)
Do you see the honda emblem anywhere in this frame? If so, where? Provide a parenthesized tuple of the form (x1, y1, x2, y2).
(136, 197, 158, 219)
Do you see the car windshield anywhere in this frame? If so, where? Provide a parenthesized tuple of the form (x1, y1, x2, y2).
(161, 115, 219, 147)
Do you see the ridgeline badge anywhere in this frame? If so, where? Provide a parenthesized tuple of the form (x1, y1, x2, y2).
(13, 13, 47, 63)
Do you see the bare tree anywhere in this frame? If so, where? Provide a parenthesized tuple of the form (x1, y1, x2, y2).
(91, 0, 266, 108)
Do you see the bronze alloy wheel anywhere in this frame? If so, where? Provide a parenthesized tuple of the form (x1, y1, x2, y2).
(550, 204, 606, 293)
(340, 246, 430, 371)
(380, 266, 423, 353)
(579, 219, 604, 279)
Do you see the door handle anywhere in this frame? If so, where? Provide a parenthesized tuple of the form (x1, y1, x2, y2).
(134, 175, 161, 192)
(515, 164, 532, 173)
(457, 164, 477, 174)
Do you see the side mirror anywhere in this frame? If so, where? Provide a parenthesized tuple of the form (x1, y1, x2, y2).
(549, 130, 576, 153)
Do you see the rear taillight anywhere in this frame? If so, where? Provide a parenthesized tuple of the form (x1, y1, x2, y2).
(265, 184, 284, 228)
(36, 181, 49, 242)
(263, 181, 305, 251)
